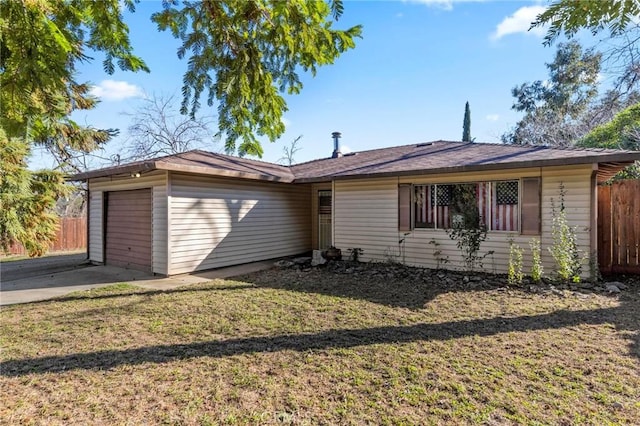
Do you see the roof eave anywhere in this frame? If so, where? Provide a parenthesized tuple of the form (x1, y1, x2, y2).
(70, 161, 294, 183)
(69, 161, 158, 181)
(305, 154, 640, 182)
(154, 162, 294, 183)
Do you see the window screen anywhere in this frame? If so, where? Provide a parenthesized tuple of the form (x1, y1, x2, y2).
(521, 177, 541, 234)
(398, 185, 412, 231)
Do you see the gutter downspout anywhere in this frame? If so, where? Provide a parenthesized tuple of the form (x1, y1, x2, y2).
(85, 185, 90, 261)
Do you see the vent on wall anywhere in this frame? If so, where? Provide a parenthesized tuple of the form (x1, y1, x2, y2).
(344, 152, 357, 157)
(416, 142, 433, 147)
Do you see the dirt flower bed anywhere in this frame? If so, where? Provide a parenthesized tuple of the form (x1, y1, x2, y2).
(1, 261, 639, 425)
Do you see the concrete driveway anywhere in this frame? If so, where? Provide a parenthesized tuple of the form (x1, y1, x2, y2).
(1, 252, 89, 282)
(0, 254, 274, 306)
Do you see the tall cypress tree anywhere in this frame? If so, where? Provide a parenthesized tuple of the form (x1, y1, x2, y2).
(462, 101, 471, 142)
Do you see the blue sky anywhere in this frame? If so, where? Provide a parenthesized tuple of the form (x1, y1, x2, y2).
(32, 0, 601, 169)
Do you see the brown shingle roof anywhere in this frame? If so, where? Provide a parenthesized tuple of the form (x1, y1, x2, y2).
(72, 141, 640, 183)
(290, 140, 640, 182)
(71, 150, 294, 182)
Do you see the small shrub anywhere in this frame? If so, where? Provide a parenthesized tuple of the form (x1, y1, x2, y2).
(508, 242, 524, 286)
(428, 239, 449, 270)
(347, 247, 364, 262)
(549, 183, 585, 282)
(445, 184, 490, 271)
(529, 238, 543, 283)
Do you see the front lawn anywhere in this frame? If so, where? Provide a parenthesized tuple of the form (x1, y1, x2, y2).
(1, 263, 638, 425)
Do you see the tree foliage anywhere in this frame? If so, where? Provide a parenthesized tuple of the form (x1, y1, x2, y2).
(1, 0, 360, 254)
(532, 0, 640, 46)
(577, 103, 640, 150)
(0, 0, 145, 173)
(1, 0, 148, 139)
(532, 1, 640, 97)
(502, 41, 639, 147)
(462, 101, 471, 142)
(0, 0, 147, 253)
(0, 131, 69, 256)
(577, 103, 640, 179)
(152, 0, 362, 157)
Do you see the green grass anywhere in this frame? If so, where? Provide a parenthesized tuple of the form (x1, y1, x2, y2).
(1, 266, 638, 425)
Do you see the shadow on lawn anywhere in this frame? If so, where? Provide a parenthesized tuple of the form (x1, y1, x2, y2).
(2, 265, 638, 376)
(1, 301, 638, 377)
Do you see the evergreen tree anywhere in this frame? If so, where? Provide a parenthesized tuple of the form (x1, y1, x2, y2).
(0, 130, 69, 256)
(462, 101, 471, 142)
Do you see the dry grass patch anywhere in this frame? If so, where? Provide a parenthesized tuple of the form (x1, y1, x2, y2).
(1, 264, 639, 425)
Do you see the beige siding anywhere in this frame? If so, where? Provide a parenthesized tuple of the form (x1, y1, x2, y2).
(153, 186, 168, 275)
(334, 165, 595, 277)
(88, 171, 168, 274)
(333, 178, 399, 261)
(169, 173, 311, 275)
(88, 190, 103, 263)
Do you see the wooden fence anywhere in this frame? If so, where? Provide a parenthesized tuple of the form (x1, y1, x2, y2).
(598, 180, 640, 274)
(4, 217, 87, 256)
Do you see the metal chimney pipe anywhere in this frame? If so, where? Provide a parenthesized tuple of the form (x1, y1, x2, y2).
(331, 131, 342, 158)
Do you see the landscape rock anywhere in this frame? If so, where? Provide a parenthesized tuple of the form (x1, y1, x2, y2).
(606, 281, 627, 290)
(274, 260, 295, 268)
(269, 257, 639, 302)
(311, 250, 327, 267)
(605, 284, 621, 293)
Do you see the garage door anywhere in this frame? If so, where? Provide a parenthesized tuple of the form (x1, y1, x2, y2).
(105, 189, 152, 272)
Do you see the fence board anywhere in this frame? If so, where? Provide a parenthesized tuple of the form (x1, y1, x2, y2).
(599, 180, 640, 274)
(597, 185, 612, 273)
(3, 217, 87, 256)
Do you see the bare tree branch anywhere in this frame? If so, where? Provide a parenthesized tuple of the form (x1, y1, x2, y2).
(121, 93, 218, 161)
(278, 135, 303, 166)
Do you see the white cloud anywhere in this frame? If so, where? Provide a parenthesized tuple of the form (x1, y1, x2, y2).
(406, 0, 454, 10)
(340, 145, 353, 154)
(491, 5, 547, 41)
(405, 0, 485, 11)
(90, 80, 145, 101)
(485, 114, 500, 121)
